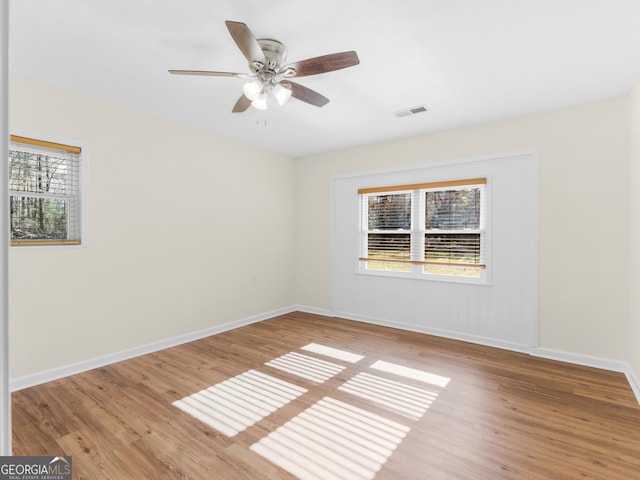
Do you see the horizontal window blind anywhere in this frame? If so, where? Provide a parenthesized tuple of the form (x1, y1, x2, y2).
(367, 192, 411, 230)
(424, 234, 482, 267)
(9, 136, 82, 246)
(361, 192, 412, 272)
(366, 234, 411, 261)
(424, 186, 484, 274)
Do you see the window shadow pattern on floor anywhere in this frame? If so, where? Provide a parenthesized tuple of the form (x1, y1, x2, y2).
(173, 343, 450, 479)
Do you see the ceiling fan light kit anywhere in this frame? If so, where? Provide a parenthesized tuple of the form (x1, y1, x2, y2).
(169, 20, 359, 113)
(242, 77, 292, 109)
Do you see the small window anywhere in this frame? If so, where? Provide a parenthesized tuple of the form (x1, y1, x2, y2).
(9, 135, 82, 246)
(359, 178, 487, 281)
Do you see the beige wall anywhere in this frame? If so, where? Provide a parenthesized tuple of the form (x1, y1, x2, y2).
(9, 75, 295, 378)
(296, 98, 630, 361)
(9, 72, 636, 380)
(630, 77, 640, 377)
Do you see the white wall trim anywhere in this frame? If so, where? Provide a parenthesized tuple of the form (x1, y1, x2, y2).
(293, 304, 333, 317)
(0, 0, 11, 455)
(532, 347, 640, 404)
(626, 367, 640, 404)
(331, 309, 532, 353)
(11, 306, 296, 391)
(531, 347, 630, 372)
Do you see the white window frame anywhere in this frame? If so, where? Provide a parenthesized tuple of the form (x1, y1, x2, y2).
(358, 179, 490, 285)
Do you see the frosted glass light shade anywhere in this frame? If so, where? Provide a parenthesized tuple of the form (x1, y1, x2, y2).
(251, 93, 268, 110)
(273, 83, 292, 106)
(242, 80, 262, 101)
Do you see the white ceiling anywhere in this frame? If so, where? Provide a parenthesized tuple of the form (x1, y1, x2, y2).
(9, 0, 640, 158)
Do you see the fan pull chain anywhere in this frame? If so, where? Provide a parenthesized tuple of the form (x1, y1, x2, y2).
(255, 110, 268, 127)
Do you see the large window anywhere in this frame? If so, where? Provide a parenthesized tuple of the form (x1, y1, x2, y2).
(359, 178, 487, 281)
(9, 135, 82, 246)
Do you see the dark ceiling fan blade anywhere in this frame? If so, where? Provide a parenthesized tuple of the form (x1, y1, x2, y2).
(278, 51, 360, 78)
(168, 69, 252, 78)
(232, 95, 252, 113)
(225, 21, 266, 65)
(280, 80, 329, 107)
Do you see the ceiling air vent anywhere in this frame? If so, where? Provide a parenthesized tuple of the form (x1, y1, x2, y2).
(393, 105, 430, 118)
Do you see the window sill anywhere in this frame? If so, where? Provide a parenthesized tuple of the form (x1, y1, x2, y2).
(356, 268, 491, 286)
(11, 239, 82, 247)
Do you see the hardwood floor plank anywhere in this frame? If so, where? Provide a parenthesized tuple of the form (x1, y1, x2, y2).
(12, 312, 640, 479)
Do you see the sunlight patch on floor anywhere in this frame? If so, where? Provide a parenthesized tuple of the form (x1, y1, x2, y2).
(265, 351, 346, 383)
(338, 372, 439, 420)
(301, 343, 365, 363)
(250, 396, 410, 480)
(370, 360, 450, 387)
(173, 370, 307, 436)
(172, 343, 452, 477)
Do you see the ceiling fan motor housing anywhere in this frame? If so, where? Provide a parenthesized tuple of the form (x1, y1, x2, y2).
(254, 39, 288, 74)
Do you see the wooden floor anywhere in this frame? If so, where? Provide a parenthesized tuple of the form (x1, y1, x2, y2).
(12, 312, 640, 479)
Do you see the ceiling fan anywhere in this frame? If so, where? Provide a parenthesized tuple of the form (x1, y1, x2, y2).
(169, 21, 360, 113)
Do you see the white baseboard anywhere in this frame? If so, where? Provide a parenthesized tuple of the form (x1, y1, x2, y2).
(331, 309, 532, 354)
(532, 347, 640, 405)
(626, 366, 640, 403)
(10, 306, 296, 391)
(293, 305, 333, 317)
(531, 347, 630, 373)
